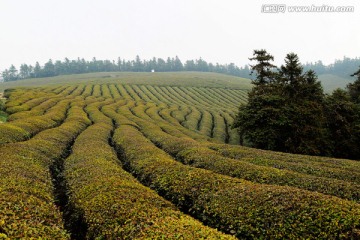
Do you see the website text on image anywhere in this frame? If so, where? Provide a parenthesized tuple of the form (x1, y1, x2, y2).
(261, 4, 355, 13)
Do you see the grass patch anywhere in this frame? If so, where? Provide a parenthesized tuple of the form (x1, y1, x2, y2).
(0, 111, 7, 123)
(0, 97, 7, 123)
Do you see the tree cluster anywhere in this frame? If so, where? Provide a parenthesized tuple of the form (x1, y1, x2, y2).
(234, 50, 360, 160)
(303, 57, 360, 78)
(1, 56, 251, 82)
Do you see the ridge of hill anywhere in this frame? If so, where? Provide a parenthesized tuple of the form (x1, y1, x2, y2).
(0, 71, 252, 92)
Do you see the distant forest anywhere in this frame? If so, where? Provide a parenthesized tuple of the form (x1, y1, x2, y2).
(0, 56, 251, 82)
(303, 57, 360, 79)
(1, 55, 359, 82)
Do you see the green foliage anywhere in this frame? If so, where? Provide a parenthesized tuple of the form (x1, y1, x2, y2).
(325, 89, 360, 159)
(2, 75, 360, 238)
(249, 49, 277, 85)
(348, 67, 360, 103)
(0, 98, 7, 123)
(0, 98, 69, 144)
(118, 109, 360, 202)
(0, 98, 4, 111)
(113, 124, 360, 239)
(0, 124, 30, 143)
(234, 51, 331, 156)
(279, 52, 303, 86)
(234, 92, 291, 149)
(235, 53, 360, 160)
(0, 100, 92, 238)
(0, 112, 7, 123)
(64, 103, 233, 239)
(182, 106, 202, 132)
(1, 56, 252, 82)
(209, 143, 360, 185)
(304, 57, 360, 79)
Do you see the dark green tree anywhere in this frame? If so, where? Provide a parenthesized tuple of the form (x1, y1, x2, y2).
(234, 91, 291, 149)
(234, 50, 286, 148)
(43, 59, 55, 77)
(33, 62, 42, 78)
(8, 65, 19, 81)
(147, 57, 157, 71)
(280, 53, 303, 84)
(173, 56, 183, 71)
(234, 51, 329, 156)
(19, 64, 31, 79)
(1, 69, 10, 82)
(117, 57, 122, 71)
(348, 67, 360, 103)
(1, 55, 293, 81)
(133, 55, 143, 72)
(104, 60, 114, 72)
(325, 89, 360, 159)
(196, 58, 209, 72)
(249, 49, 277, 85)
(185, 60, 196, 71)
(157, 58, 166, 72)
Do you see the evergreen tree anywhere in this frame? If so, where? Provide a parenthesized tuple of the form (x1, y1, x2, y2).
(249, 49, 277, 85)
(173, 56, 183, 71)
(19, 64, 30, 79)
(234, 51, 329, 156)
(89, 57, 98, 72)
(8, 65, 19, 81)
(157, 58, 166, 72)
(165, 57, 173, 71)
(0, 55, 295, 81)
(208, 62, 215, 72)
(234, 50, 286, 148)
(79, 58, 88, 73)
(348, 67, 360, 103)
(185, 60, 196, 71)
(54, 60, 63, 75)
(117, 57, 122, 71)
(196, 58, 209, 72)
(33, 62, 42, 78)
(28, 65, 34, 78)
(1, 69, 10, 82)
(147, 57, 157, 71)
(43, 59, 55, 77)
(104, 60, 114, 72)
(61, 58, 70, 74)
(133, 55, 143, 72)
(234, 90, 291, 149)
(325, 89, 360, 159)
(279, 53, 302, 84)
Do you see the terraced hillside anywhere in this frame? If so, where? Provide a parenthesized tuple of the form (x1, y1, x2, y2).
(0, 77, 360, 239)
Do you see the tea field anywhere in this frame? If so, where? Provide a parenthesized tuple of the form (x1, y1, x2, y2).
(0, 73, 359, 239)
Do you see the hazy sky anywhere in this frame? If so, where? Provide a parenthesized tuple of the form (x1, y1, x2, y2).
(0, 0, 359, 70)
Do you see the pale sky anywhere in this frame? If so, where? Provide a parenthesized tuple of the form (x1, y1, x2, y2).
(0, 0, 359, 70)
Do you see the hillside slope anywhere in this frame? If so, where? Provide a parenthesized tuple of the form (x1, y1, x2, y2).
(1, 74, 359, 239)
(0, 71, 252, 92)
(319, 73, 354, 92)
